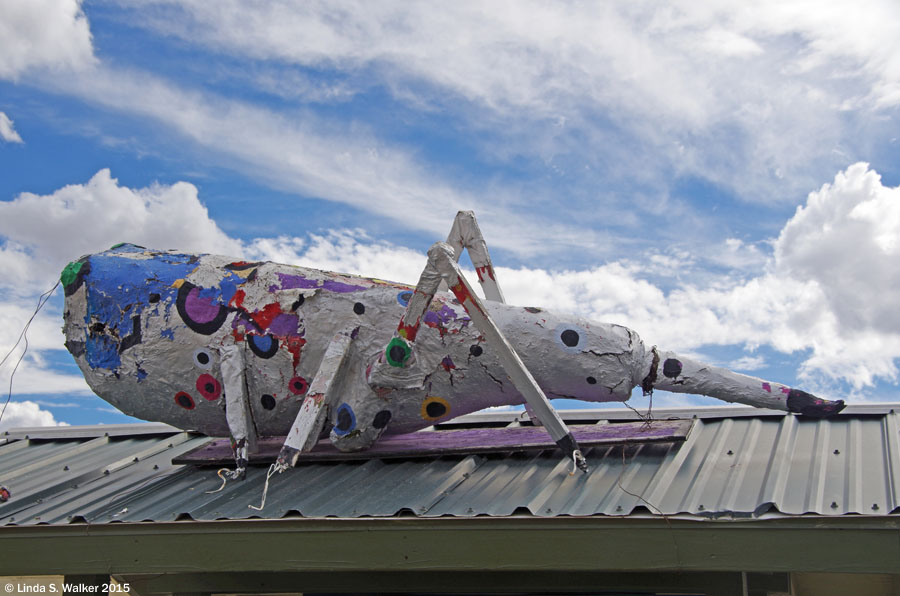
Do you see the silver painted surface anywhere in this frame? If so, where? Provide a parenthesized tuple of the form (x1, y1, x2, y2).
(0, 408, 897, 526)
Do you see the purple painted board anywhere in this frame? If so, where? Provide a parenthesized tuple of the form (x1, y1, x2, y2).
(173, 419, 694, 465)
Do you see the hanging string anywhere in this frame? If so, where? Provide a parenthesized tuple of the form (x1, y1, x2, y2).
(0, 280, 61, 427)
(249, 462, 284, 511)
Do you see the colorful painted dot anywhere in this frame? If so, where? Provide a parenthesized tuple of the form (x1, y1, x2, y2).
(248, 333, 279, 358)
(421, 397, 450, 421)
(192, 348, 213, 369)
(333, 403, 357, 436)
(288, 376, 309, 395)
(260, 394, 276, 410)
(560, 329, 580, 347)
(195, 374, 221, 400)
(174, 392, 195, 410)
(469, 345, 483, 357)
(353, 302, 366, 315)
(662, 359, 682, 379)
(385, 337, 411, 367)
(373, 410, 392, 429)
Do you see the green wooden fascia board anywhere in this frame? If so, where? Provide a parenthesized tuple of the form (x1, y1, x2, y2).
(0, 516, 898, 576)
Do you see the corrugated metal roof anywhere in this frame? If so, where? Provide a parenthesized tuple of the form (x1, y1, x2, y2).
(1, 405, 898, 526)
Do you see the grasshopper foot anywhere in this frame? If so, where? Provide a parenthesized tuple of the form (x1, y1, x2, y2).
(787, 389, 845, 418)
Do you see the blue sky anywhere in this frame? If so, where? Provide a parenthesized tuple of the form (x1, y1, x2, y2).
(2, 0, 900, 429)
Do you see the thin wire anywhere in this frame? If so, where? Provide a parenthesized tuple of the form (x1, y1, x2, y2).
(249, 463, 281, 511)
(0, 280, 61, 426)
(206, 468, 231, 494)
(615, 444, 682, 567)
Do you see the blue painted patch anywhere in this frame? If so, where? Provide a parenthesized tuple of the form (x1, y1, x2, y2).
(160, 328, 175, 339)
(397, 290, 413, 307)
(85, 334, 121, 369)
(333, 403, 357, 436)
(83, 250, 199, 370)
(250, 334, 273, 352)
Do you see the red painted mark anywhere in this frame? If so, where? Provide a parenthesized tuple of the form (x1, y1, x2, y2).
(288, 375, 309, 396)
(475, 265, 495, 283)
(285, 335, 306, 369)
(252, 302, 283, 331)
(309, 392, 325, 406)
(449, 279, 485, 316)
(441, 356, 456, 371)
(228, 261, 252, 268)
(397, 319, 420, 341)
(762, 382, 771, 393)
(230, 289, 246, 309)
(196, 374, 222, 400)
(781, 387, 791, 395)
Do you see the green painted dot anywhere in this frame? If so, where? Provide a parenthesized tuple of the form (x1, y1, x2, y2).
(385, 337, 411, 367)
(60, 261, 83, 288)
(110, 242, 126, 249)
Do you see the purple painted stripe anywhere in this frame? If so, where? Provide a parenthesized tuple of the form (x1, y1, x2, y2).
(274, 273, 368, 293)
(174, 420, 693, 465)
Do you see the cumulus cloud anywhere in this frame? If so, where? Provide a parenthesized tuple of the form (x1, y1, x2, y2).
(0, 0, 95, 80)
(0, 112, 23, 143)
(0, 400, 67, 432)
(0, 169, 240, 293)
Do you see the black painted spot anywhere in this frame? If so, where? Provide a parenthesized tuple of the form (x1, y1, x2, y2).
(353, 302, 365, 315)
(260, 394, 276, 410)
(291, 295, 305, 311)
(149, 293, 161, 303)
(175, 392, 194, 410)
(586, 376, 597, 385)
(204, 382, 215, 393)
(373, 410, 392, 429)
(524, 306, 542, 313)
(336, 406, 354, 431)
(425, 400, 447, 418)
(560, 329, 580, 347)
(662, 358, 683, 379)
(196, 352, 210, 365)
(469, 345, 483, 357)
(389, 345, 407, 364)
(118, 314, 142, 353)
(248, 334, 279, 359)
(64, 340, 85, 357)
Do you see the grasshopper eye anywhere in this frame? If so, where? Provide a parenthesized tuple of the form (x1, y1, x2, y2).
(192, 348, 213, 370)
(554, 323, 587, 354)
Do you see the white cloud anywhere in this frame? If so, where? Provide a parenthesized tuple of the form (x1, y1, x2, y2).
(0, 169, 241, 293)
(0, 112, 23, 143)
(117, 0, 900, 202)
(0, 0, 95, 80)
(0, 400, 68, 431)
